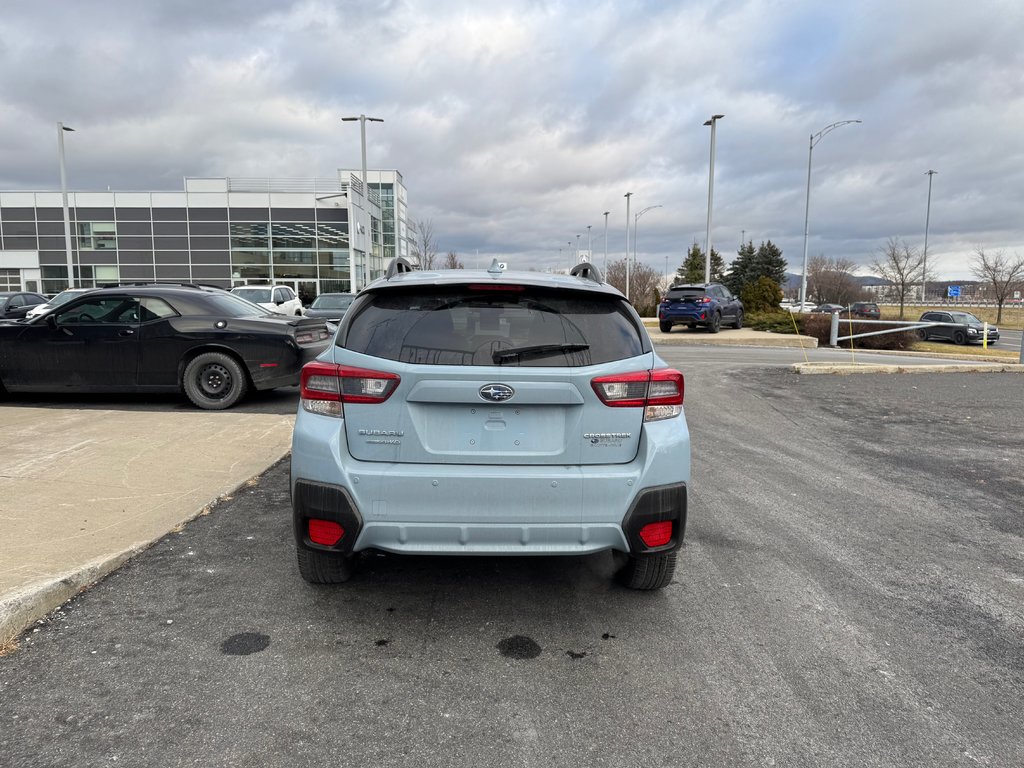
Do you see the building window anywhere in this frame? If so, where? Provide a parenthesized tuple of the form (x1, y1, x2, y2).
(0, 269, 20, 291)
(77, 222, 117, 250)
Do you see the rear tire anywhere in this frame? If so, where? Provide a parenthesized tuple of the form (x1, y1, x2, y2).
(297, 548, 355, 584)
(917, 329, 928, 341)
(182, 352, 248, 410)
(733, 311, 743, 329)
(707, 312, 721, 333)
(659, 320, 672, 333)
(953, 330, 967, 345)
(617, 552, 677, 590)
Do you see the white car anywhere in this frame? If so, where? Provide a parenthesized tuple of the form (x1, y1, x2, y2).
(786, 301, 818, 313)
(25, 288, 96, 320)
(229, 285, 304, 316)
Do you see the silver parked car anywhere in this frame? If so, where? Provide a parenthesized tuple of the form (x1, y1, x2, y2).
(289, 259, 691, 590)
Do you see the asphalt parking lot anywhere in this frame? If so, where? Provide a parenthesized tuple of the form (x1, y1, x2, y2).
(1, 347, 1023, 767)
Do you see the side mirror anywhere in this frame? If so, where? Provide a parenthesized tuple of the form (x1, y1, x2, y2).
(46, 314, 58, 328)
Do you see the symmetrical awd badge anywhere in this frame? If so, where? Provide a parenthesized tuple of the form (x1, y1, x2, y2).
(479, 383, 514, 402)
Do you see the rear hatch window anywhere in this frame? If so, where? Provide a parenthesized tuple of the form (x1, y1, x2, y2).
(664, 288, 707, 303)
(336, 284, 650, 466)
(342, 285, 644, 366)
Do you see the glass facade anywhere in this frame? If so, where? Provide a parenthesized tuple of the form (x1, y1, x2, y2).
(1, 173, 407, 299)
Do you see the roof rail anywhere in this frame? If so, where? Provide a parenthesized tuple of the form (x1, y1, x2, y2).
(99, 281, 205, 289)
(569, 262, 603, 284)
(385, 257, 415, 279)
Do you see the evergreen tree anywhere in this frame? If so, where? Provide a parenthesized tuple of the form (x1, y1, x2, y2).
(676, 242, 724, 284)
(725, 240, 787, 295)
(724, 241, 757, 294)
(754, 240, 787, 286)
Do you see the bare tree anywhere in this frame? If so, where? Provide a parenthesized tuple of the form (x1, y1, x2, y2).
(410, 218, 439, 270)
(806, 255, 864, 306)
(972, 248, 1024, 323)
(605, 258, 663, 315)
(870, 237, 924, 319)
(442, 251, 464, 269)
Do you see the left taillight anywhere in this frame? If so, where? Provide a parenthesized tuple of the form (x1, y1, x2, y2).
(591, 368, 684, 422)
(300, 362, 400, 417)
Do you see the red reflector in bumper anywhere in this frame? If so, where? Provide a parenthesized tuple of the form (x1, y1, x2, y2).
(260, 363, 279, 368)
(308, 519, 344, 546)
(638, 521, 673, 548)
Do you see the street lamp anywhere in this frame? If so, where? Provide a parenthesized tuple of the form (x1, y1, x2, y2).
(633, 204, 663, 278)
(602, 211, 610, 272)
(57, 122, 75, 289)
(624, 193, 633, 301)
(703, 114, 724, 283)
(922, 170, 937, 302)
(799, 119, 862, 307)
(576, 233, 581, 262)
(341, 114, 383, 290)
(586, 225, 592, 259)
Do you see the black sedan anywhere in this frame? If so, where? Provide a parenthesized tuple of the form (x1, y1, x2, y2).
(810, 303, 845, 314)
(303, 292, 356, 322)
(0, 284, 331, 409)
(0, 291, 48, 319)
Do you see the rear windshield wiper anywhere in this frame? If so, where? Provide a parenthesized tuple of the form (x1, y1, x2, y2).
(493, 343, 590, 364)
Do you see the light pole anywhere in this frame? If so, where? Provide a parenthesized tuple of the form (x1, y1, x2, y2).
(576, 233, 581, 262)
(799, 119, 861, 307)
(58, 122, 75, 289)
(624, 192, 633, 302)
(703, 114, 724, 283)
(602, 211, 610, 272)
(341, 114, 383, 290)
(568, 241, 573, 270)
(922, 170, 937, 303)
(586, 225, 592, 260)
(633, 204, 663, 279)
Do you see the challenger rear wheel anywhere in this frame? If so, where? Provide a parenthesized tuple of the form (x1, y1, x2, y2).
(182, 352, 248, 410)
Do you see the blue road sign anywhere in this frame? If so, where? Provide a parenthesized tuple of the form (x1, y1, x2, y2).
(947, 286, 961, 298)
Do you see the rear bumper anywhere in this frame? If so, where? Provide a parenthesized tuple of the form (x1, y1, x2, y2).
(292, 478, 687, 556)
(291, 410, 690, 556)
(248, 341, 329, 390)
(659, 307, 710, 324)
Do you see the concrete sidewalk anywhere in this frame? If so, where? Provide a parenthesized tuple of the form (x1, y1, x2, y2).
(0, 406, 294, 646)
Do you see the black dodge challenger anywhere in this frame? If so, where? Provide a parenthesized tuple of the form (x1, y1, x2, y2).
(0, 284, 332, 409)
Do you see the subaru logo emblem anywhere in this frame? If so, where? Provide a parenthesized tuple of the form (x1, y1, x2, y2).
(479, 384, 514, 402)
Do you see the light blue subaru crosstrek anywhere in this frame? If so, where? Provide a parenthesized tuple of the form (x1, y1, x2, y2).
(290, 258, 690, 589)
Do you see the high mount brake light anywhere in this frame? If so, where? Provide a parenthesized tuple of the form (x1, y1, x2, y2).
(468, 284, 525, 292)
(590, 369, 684, 422)
(300, 361, 400, 416)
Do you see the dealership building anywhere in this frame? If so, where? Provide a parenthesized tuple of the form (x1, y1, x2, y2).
(0, 170, 410, 302)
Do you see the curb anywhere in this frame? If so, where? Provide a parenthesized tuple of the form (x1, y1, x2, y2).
(0, 456, 287, 649)
(793, 363, 1024, 375)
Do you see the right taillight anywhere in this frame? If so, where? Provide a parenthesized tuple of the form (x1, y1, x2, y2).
(591, 368, 683, 422)
(300, 361, 400, 417)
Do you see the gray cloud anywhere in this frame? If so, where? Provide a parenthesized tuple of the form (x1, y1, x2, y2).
(0, 0, 1021, 279)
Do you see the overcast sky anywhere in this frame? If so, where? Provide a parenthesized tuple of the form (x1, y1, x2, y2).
(1, 0, 1021, 280)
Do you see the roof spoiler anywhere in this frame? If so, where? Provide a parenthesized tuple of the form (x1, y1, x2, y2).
(569, 261, 603, 284)
(385, 257, 416, 279)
